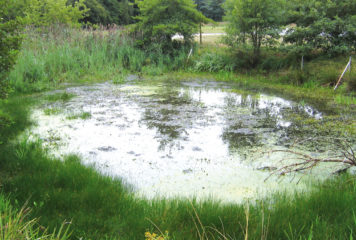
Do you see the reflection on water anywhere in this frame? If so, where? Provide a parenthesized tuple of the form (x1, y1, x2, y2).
(28, 79, 344, 203)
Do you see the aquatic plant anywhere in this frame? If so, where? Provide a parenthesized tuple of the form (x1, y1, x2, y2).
(46, 92, 75, 102)
(44, 107, 62, 115)
(66, 111, 91, 120)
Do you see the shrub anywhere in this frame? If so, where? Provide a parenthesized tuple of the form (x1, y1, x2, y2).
(347, 75, 356, 92)
(0, 0, 23, 98)
(193, 52, 236, 72)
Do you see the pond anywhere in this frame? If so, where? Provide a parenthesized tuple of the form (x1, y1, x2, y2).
(29, 78, 349, 203)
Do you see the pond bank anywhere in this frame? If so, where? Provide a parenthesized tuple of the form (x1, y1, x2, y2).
(1, 75, 356, 239)
(28, 78, 346, 203)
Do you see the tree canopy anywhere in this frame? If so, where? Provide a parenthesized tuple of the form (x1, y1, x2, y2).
(135, 0, 209, 52)
(224, 0, 286, 63)
(78, 0, 135, 25)
(23, 0, 88, 27)
(195, 0, 225, 21)
(284, 0, 356, 55)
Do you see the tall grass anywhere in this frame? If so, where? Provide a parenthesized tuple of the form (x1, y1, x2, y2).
(8, 25, 190, 93)
(0, 194, 71, 240)
(8, 25, 356, 95)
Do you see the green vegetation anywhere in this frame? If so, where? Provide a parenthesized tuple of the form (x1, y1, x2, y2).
(134, 0, 209, 53)
(8, 26, 193, 93)
(285, 0, 356, 56)
(0, 100, 356, 239)
(44, 107, 63, 115)
(224, 0, 285, 64)
(0, 195, 71, 240)
(194, 0, 225, 21)
(46, 92, 76, 102)
(66, 111, 91, 120)
(75, 0, 135, 26)
(23, 0, 88, 27)
(0, 0, 23, 98)
(1, 0, 356, 238)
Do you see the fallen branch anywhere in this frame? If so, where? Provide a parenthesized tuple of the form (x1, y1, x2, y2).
(264, 147, 356, 181)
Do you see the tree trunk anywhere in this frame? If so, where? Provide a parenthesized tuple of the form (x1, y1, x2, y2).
(200, 22, 202, 44)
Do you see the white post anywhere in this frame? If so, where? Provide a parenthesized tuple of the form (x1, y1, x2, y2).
(334, 57, 352, 90)
(187, 48, 193, 62)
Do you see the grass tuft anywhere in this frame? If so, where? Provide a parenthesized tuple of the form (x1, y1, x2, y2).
(0, 195, 71, 240)
(46, 92, 75, 102)
(66, 111, 91, 120)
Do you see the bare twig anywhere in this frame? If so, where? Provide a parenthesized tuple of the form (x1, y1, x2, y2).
(264, 147, 356, 181)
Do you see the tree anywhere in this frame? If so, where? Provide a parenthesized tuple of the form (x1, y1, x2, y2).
(205, 0, 225, 21)
(194, 0, 207, 12)
(284, 0, 356, 55)
(135, 0, 209, 53)
(0, 0, 23, 98)
(24, 0, 88, 27)
(76, 0, 111, 25)
(194, 0, 225, 21)
(68, 0, 135, 25)
(224, 0, 285, 64)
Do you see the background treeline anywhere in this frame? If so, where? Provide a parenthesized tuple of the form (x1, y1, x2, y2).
(6, 0, 135, 26)
(73, 0, 225, 25)
(4, 0, 225, 26)
(69, 0, 136, 25)
(194, 0, 225, 21)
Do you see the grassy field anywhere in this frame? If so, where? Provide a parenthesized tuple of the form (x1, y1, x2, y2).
(1, 26, 356, 239)
(201, 22, 226, 34)
(194, 22, 227, 45)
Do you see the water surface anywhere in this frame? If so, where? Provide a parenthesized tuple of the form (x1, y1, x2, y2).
(29, 78, 347, 203)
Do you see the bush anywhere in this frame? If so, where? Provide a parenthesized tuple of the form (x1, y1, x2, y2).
(0, 0, 22, 98)
(347, 75, 356, 92)
(193, 52, 236, 72)
(280, 70, 310, 85)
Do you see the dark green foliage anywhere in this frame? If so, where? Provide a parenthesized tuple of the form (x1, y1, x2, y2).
(347, 71, 356, 92)
(284, 0, 356, 56)
(0, 0, 23, 98)
(66, 0, 135, 25)
(224, 0, 286, 65)
(0, 97, 32, 145)
(23, 0, 88, 27)
(205, 0, 225, 21)
(194, 0, 225, 21)
(134, 0, 209, 53)
(76, 0, 111, 24)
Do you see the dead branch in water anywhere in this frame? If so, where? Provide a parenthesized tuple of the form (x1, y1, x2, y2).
(264, 147, 356, 181)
